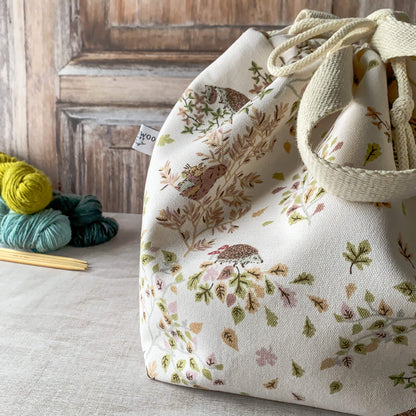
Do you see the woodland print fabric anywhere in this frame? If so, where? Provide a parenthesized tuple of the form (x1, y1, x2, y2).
(139, 16, 416, 416)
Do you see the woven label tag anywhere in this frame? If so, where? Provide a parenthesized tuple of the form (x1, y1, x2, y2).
(132, 124, 159, 156)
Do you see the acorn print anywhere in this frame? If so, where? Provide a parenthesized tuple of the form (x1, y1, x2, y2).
(216, 244, 263, 268)
(205, 85, 250, 113)
(176, 162, 227, 201)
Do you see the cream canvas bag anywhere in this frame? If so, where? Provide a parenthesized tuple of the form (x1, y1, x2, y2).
(139, 9, 416, 416)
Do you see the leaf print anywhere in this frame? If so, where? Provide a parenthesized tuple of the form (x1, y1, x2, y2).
(176, 359, 186, 370)
(365, 290, 375, 303)
(320, 358, 336, 370)
(341, 303, 355, 320)
(364, 143, 382, 166)
(162, 250, 177, 263)
(393, 325, 408, 334)
(268, 263, 288, 276)
(398, 234, 415, 269)
(252, 207, 268, 217)
(157, 134, 174, 146)
(246, 267, 262, 280)
(277, 285, 298, 308)
(354, 344, 367, 355)
(368, 320, 386, 330)
(339, 336, 353, 349)
(215, 282, 227, 302)
(394, 282, 415, 297)
(288, 212, 307, 224)
(187, 272, 203, 290)
(253, 283, 265, 298)
(195, 283, 214, 305)
(245, 291, 260, 313)
(352, 323, 363, 334)
(292, 392, 306, 401)
(365, 106, 391, 142)
(263, 378, 278, 389)
(262, 221, 274, 226)
(265, 278, 275, 295)
(265, 306, 278, 327)
(292, 360, 305, 377)
(393, 335, 409, 345)
(161, 354, 171, 372)
(141, 254, 155, 265)
(291, 272, 314, 285)
(329, 381, 343, 394)
(357, 306, 371, 318)
(343, 240, 372, 274)
(202, 368, 212, 380)
(189, 357, 200, 372)
(378, 299, 393, 317)
(226, 293, 237, 307)
(218, 266, 234, 280)
(342, 356, 354, 369)
(256, 346, 277, 366)
(189, 322, 203, 334)
(303, 316, 316, 338)
(231, 305, 246, 325)
(146, 361, 158, 379)
(222, 328, 239, 351)
(389, 359, 416, 393)
(170, 373, 181, 383)
(308, 295, 329, 312)
(345, 283, 357, 299)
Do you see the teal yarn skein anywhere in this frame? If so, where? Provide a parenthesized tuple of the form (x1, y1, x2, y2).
(0, 203, 72, 252)
(70, 216, 119, 247)
(48, 191, 118, 247)
(49, 191, 102, 227)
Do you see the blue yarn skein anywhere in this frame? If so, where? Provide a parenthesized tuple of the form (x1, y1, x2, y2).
(0, 206, 72, 252)
(70, 216, 119, 247)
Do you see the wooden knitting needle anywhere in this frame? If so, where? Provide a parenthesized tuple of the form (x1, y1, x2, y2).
(0, 248, 88, 271)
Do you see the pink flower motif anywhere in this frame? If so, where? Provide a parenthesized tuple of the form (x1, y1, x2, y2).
(155, 277, 165, 291)
(168, 301, 177, 314)
(203, 266, 218, 281)
(256, 346, 277, 366)
(276, 285, 297, 307)
(206, 353, 217, 367)
(341, 302, 354, 320)
(186, 370, 197, 381)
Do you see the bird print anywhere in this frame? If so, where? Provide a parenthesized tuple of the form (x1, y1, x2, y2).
(176, 162, 227, 201)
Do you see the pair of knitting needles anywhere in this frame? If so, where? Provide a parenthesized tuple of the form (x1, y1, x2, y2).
(0, 247, 88, 271)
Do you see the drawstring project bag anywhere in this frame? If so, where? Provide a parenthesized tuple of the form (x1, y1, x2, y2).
(140, 9, 416, 416)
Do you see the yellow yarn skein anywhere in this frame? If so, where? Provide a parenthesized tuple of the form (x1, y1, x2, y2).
(0, 152, 18, 164)
(0, 161, 52, 214)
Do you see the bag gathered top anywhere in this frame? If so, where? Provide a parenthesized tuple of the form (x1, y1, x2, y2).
(140, 8, 416, 416)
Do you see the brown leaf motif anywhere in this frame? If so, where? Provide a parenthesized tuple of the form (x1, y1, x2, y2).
(308, 295, 329, 312)
(222, 328, 239, 351)
(263, 378, 278, 389)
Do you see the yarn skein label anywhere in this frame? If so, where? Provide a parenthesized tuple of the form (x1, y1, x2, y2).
(132, 124, 160, 156)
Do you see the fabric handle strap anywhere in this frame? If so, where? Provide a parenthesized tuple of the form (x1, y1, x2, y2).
(267, 9, 416, 202)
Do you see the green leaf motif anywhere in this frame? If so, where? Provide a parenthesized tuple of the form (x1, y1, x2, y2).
(189, 358, 200, 372)
(394, 282, 415, 297)
(330, 381, 343, 394)
(334, 313, 345, 322)
(157, 134, 174, 146)
(368, 320, 385, 330)
(352, 323, 363, 335)
(343, 240, 372, 274)
(364, 290, 375, 303)
(292, 360, 305, 378)
(357, 306, 371, 318)
(339, 337, 352, 350)
(272, 172, 285, 180)
(162, 250, 177, 263)
(171, 373, 181, 383)
(176, 359, 186, 370)
(288, 212, 307, 225)
(175, 273, 184, 283)
(187, 272, 202, 290)
(161, 354, 171, 372)
(232, 305, 246, 325)
(195, 283, 214, 305)
(303, 316, 316, 338)
(202, 368, 212, 380)
(364, 143, 382, 166)
(265, 306, 278, 327)
(393, 335, 408, 345)
(215, 364, 224, 370)
(262, 221, 274, 226)
(392, 325, 407, 334)
(291, 272, 314, 285)
(143, 241, 152, 250)
(265, 278, 275, 295)
(152, 263, 160, 273)
(354, 344, 367, 355)
(368, 59, 380, 69)
(141, 254, 155, 265)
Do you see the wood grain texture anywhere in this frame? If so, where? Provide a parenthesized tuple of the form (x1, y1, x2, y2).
(57, 107, 171, 213)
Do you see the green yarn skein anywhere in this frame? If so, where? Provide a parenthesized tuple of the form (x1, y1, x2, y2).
(0, 198, 71, 253)
(0, 161, 52, 215)
(48, 191, 118, 247)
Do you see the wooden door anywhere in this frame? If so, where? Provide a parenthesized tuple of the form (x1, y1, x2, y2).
(2, 0, 416, 212)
